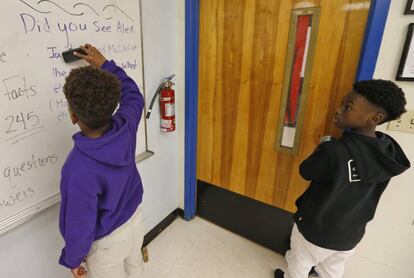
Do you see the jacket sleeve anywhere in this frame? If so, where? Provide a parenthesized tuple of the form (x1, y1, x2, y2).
(101, 60, 145, 133)
(59, 190, 98, 269)
(299, 142, 335, 182)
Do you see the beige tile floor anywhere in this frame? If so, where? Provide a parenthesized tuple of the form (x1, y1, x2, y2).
(140, 217, 286, 278)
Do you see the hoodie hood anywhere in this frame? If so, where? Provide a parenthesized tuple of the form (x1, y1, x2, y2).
(72, 119, 133, 167)
(341, 131, 410, 183)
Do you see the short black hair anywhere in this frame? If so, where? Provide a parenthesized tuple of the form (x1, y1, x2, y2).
(64, 66, 120, 129)
(353, 79, 407, 122)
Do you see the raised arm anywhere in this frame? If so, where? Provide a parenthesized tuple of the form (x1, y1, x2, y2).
(101, 60, 145, 130)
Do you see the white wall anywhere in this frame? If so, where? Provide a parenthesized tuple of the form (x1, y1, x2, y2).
(0, 1, 184, 277)
(345, 1, 414, 278)
(138, 0, 185, 232)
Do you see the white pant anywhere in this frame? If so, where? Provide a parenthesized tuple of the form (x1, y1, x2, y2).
(86, 206, 145, 278)
(285, 225, 354, 278)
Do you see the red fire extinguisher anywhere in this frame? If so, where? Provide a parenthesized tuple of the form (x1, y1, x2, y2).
(146, 74, 176, 132)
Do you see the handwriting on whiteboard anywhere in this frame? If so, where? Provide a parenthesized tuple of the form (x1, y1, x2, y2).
(0, 51, 6, 63)
(19, 0, 137, 48)
(2, 153, 58, 187)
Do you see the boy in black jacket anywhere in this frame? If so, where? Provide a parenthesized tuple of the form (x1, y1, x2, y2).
(275, 80, 410, 278)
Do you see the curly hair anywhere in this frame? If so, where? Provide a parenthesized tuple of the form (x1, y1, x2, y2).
(64, 66, 120, 129)
(353, 79, 407, 122)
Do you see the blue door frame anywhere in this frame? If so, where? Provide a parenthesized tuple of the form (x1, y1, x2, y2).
(356, 0, 391, 80)
(184, 0, 391, 220)
(184, 0, 200, 220)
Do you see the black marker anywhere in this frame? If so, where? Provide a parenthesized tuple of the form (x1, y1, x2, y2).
(62, 48, 86, 63)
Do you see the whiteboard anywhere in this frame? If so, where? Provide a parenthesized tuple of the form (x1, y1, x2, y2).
(0, 0, 151, 234)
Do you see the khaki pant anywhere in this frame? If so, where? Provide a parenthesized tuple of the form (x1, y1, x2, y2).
(86, 206, 145, 278)
(285, 225, 355, 278)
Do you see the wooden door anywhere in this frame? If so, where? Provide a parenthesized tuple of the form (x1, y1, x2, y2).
(197, 0, 371, 212)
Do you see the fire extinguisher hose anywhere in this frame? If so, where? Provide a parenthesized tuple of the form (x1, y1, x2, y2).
(146, 85, 162, 119)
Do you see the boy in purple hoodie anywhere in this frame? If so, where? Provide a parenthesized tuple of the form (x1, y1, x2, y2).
(59, 43, 145, 278)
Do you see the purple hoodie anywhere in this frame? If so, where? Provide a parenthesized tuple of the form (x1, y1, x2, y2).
(59, 60, 144, 269)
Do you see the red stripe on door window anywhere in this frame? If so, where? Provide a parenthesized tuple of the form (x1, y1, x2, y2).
(285, 15, 311, 125)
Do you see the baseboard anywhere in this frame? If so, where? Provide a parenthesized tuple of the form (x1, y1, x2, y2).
(197, 180, 293, 255)
(142, 208, 184, 247)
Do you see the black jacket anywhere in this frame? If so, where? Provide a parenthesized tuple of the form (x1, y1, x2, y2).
(294, 131, 410, 250)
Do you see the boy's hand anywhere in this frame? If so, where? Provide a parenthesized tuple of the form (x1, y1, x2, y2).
(74, 43, 106, 68)
(71, 266, 87, 278)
